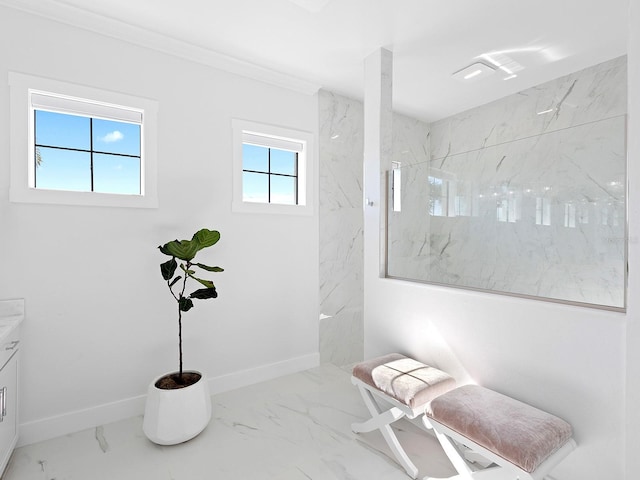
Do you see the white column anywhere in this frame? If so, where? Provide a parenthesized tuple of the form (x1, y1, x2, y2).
(363, 48, 393, 283)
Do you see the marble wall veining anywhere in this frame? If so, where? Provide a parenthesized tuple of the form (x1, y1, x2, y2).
(319, 90, 365, 365)
(318, 92, 434, 365)
(320, 56, 627, 365)
(387, 56, 627, 309)
(430, 56, 627, 159)
(387, 114, 431, 279)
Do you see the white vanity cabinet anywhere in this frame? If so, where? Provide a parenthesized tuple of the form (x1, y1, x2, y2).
(0, 300, 23, 477)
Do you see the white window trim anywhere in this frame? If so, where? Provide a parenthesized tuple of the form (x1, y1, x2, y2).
(9, 72, 159, 208)
(232, 119, 314, 216)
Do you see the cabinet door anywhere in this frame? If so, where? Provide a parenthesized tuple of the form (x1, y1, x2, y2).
(0, 353, 18, 471)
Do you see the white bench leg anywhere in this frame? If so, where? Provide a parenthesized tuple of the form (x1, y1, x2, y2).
(352, 403, 404, 433)
(422, 417, 475, 480)
(421, 415, 565, 480)
(352, 384, 419, 479)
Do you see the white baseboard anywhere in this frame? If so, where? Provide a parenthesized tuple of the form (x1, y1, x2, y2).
(17, 352, 320, 447)
(18, 394, 147, 448)
(207, 352, 320, 395)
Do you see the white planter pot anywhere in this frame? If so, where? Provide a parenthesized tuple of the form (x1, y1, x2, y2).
(142, 370, 212, 445)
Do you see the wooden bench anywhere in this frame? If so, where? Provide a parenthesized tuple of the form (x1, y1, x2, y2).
(351, 354, 577, 480)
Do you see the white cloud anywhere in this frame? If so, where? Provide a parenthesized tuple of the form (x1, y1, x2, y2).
(100, 130, 124, 143)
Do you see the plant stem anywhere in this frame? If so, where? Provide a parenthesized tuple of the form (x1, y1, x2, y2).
(178, 302, 183, 379)
(177, 261, 191, 380)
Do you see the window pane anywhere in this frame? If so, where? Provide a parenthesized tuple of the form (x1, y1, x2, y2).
(35, 147, 91, 192)
(93, 119, 141, 156)
(35, 110, 90, 150)
(242, 144, 268, 172)
(243, 171, 269, 203)
(271, 175, 296, 205)
(93, 153, 141, 195)
(270, 149, 296, 175)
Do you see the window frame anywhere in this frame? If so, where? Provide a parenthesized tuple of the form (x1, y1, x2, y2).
(9, 72, 158, 208)
(242, 140, 299, 205)
(232, 119, 314, 216)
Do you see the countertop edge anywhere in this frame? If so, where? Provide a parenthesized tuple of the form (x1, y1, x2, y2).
(0, 299, 24, 340)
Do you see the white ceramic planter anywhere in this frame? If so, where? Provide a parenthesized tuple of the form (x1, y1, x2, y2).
(142, 370, 212, 445)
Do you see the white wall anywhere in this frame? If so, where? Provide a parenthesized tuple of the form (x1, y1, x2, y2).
(0, 5, 319, 445)
(363, 32, 633, 480)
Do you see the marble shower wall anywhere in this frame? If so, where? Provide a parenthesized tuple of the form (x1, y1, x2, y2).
(319, 92, 434, 365)
(320, 56, 627, 365)
(387, 114, 431, 279)
(387, 56, 627, 308)
(319, 90, 365, 365)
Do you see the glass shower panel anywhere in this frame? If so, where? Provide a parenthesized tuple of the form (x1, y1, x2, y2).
(387, 115, 626, 309)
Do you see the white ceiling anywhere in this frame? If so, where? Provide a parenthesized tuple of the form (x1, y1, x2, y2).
(3, 0, 628, 122)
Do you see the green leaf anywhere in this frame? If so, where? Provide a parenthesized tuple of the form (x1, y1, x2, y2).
(189, 287, 218, 299)
(192, 229, 220, 249)
(159, 239, 199, 261)
(178, 297, 194, 312)
(159, 229, 220, 261)
(190, 276, 214, 289)
(195, 263, 224, 272)
(160, 258, 177, 281)
(169, 276, 182, 288)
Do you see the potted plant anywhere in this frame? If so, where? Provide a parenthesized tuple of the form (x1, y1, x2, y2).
(143, 228, 224, 445)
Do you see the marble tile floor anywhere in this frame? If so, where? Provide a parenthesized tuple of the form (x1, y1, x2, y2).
(4, 364, 457, 480)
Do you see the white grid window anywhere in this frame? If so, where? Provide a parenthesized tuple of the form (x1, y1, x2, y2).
(232, 119, 314, 216)
(9, 72, 158, 208)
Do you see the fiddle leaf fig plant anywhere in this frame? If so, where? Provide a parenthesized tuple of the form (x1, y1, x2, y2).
(159, 228, 223, 384)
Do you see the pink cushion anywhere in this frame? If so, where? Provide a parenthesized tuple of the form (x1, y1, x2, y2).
(427, 385, 573, 473)
(352, 353, 456, 409)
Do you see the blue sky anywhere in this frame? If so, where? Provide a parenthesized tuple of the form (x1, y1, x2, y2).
(34, 110, 141, 194)
(242, 143, 297, 205)
(34, 110, 299, 203)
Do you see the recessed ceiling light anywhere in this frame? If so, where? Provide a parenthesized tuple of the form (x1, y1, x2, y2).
(479, 52, 525, 81)
(452, 62, 496, 81)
